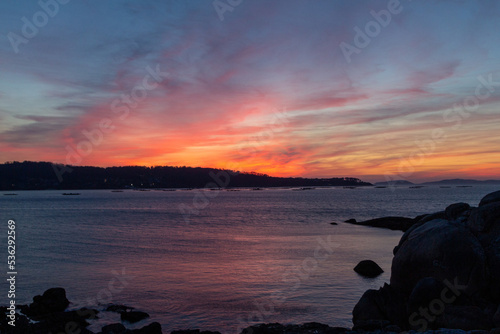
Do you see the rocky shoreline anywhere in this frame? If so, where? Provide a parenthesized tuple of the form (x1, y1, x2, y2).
(352, 190, 500, 332)
(2, 191, 500, 334)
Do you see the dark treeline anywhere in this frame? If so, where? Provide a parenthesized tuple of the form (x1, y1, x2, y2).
(0, 161, 372, 190)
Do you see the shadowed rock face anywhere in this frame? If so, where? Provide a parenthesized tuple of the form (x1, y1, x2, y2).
(353, 190, 500, 331)
(390, 219, 487, 298)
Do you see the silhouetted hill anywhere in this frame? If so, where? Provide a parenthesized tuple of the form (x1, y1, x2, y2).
(0, 161, 372, 190)
(420, 178, 500, 185)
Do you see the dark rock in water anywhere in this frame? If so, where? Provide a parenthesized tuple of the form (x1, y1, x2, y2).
(479, 190, 500, 207)
(345, 218, 356, 223)
(330, 222, 338, 225)
(23, 287, 70, 317)
(354, 260, 384, 278)
(445, 202, 471, 221)
(102, 323, 126, 334)
(120, 310, 150, 323)
(345, 216, 416, 231)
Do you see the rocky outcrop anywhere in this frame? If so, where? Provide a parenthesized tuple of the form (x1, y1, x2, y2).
(345, 216, 418, 231)
(354, 260, 384, 278)
(0, 288, 161, 334)
(352, 190, 500, 331)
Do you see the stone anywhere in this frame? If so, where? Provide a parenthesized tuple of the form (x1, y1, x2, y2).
(445, 202, 470, 221)
(480, 190, 500, 207)
(353, 260, 384, 278)
(390, 219, 488, 298)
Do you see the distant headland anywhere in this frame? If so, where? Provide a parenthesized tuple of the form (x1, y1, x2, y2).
(0, 161, 372, 190)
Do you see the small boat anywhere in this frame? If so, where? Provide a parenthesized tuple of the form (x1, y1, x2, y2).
(62, 193, 80, 196)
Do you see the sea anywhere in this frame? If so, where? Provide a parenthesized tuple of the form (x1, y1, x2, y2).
(1, 185, 498, 333)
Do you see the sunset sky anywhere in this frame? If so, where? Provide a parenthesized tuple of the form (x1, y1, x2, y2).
(0, 0, 499, 182)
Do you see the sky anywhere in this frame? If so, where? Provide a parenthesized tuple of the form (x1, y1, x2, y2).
(0, 0, 499, 183)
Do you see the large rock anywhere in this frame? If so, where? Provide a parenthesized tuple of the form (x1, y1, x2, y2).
(390, 219, 488, 298)
(353, 260, 384, 278)
(467, 202, 500, 234)
(24, 287, 70, 317)
(352, 283, 407, 329)
(445, 202, 470, 221)
(345, 216, 416, 231)
(479, 190, 500, 207)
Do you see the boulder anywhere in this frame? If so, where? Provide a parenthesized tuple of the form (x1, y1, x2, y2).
(24, 287, 70, 317)
(120, 310, 149, 323)
(467, 202, 500, 234)
(352, 284, 407, 329)
(407, 277, 449, 317)
(445, 202, 470, 221)
(353, 260, 384, 278)
(390, 219, 488, 298)
(479, 190, 500, 207)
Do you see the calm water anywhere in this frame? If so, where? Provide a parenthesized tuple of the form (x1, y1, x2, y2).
(0, 185, 498, 333)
